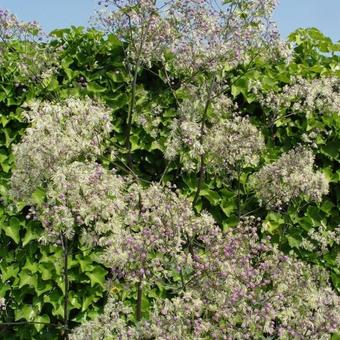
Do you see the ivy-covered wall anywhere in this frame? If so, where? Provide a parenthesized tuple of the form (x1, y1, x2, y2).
(0, 26, 339, 339)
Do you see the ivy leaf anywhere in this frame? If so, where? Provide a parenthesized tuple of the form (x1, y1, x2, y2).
(15, 304, 37, 321)
(220, 198, 236, 217)
(263, 212, 284, 233)
(31, 187, 46, 205)
(287, 235, 301, 248)
(321, 139, 339, 160)
(299, 216, 314, 231)
(34, 314, 50, 332)
(35, 280, 53, 297)
(200, 189, 221, 206)
(22, 225, 43, 246)
(0, 264, 19, 281)
(223, 215, 239, 231)
(320, 200, 335, 215)
(87, 82, 106, 93)
(82, 288, 102, 311)
(85, 266, 107, 288)
(39, 263, 54, 281)
(23, 256, 39, 274)
(76, 254, 96, 273)
(330, 333, 340, 340)
(232, 76, 249, 98)
(1, 217, 22, 244)
(331, 272, 340, 292)
(18, 270, 38, 289)
(43, 291, 64, 318)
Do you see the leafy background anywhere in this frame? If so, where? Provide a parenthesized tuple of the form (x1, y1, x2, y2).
(0, 26, 339, 338)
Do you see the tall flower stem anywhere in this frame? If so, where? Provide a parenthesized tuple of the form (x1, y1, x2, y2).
(125, 13, 152, 168)
(136, 281, 142, 321)
(61, 234, 69, 340)
(180, 268, 186, 292)
(237, 165, 241, 219)
(125, 60, 141, 168)
(192, 76, 216, 207)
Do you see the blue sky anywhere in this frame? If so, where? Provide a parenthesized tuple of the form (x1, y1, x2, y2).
(0, 0, 339, 41)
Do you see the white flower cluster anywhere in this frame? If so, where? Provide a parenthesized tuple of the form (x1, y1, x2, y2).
(94, 0, 172, 67)
(165, 114, 203, 171)
(300, 225, 340, 255)
(205, 116, 265, 173)
(101, 183, 218, 284)
(96, 0, 285, 73)
(260, 76, 340, 117)
(0, 10, 60, 86)
(69, 298, 136, 340)
(251, 146, 329, 209)
(11, 97, 113, 202)
(165, 112, 265, 174)
(38, 162, 128, 243)
(0, 297, 6, 311)
(71, 218, 340, 339)
(10, 97, 128, 243)
(166, 0, 281, 72)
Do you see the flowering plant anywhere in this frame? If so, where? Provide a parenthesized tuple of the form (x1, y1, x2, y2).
(1, 2, 339, 339)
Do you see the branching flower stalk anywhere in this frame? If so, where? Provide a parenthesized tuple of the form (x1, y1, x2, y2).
(251, 145, 329, 209)
(0, 9, 60, 99)
(6, 2, 339, 339)
(72, 217, 340, 339)
(95, 0, 172, 167)
(60, 234, 69, 339)
(9, 98, 125, 337)
(192, 76, 216, 207)
(125, 15, 151, 167)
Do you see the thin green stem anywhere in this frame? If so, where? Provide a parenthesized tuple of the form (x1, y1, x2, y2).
(180, 268, 186, 292)
(237, 166, 241, 219)
(125, 60, 140, 168)
(0, 321, 59, 327)
(193, 76, 216, 207)
(136, 281, 142, 321)
(61, 234, 69, 340)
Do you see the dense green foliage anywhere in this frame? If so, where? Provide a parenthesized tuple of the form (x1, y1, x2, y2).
(0, 25, 339, 339)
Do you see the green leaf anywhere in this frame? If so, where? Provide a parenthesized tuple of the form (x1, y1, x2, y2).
(39, 263, 54, 281)
(43, 291, 64, 318)
(321, 139, 339, 160)
(220, 198, 236, 217)
(0, 264, 19, 281)
(15, 304, 37, 321)
(231, 77, 248, 98)
(306, 206, 322, 225)
(87, 82, 106, 93)
(76, 254, 96, 272)
(331, 272, 340, 291)
(22, 225, 43, 246)
(69, 291, 82, 310)
(331, 333, 340, 340)
(46, 76, 59, 91)
(18, 270, 38, 289)
(1, 217, 22, 244)
(263, 212, 284, 233)
(81, 288, 102, 311)
(23, 256, 39, 274)
(299, 216, 314, 231)
(320, 200, 335, 214)
(223, 215, 239, 230)
(85, 266, 107, 288)
(34, 314, 50, 332)
(35, 280, 53, 297)
(200, 189, 221, 206)
(287, 235, 301, 248)
(31, 187, 46, 205)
